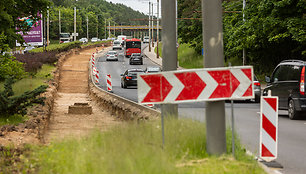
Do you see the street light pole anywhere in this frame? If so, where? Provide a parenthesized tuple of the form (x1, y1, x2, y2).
(201, 0, 226, 155)
(148, 1, 151, 52)
(108, 21, 111, 38)
(74, 6, 76, 41)
(151, 3, 154, 47)
(59, 10, 61, 40)
(242, 0, 246, 65)
(87, 15, 89, 41)
(105, 19, 107, 39)
(156, 0, 159, 58)
(47, 7, 49, 46)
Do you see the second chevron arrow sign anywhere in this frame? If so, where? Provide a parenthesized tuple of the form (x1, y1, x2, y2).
(138, 66, 254, 104)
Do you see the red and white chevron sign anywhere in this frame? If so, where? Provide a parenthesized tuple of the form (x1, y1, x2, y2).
(260, 96, 278, 161)
(138, 66, 254, 104)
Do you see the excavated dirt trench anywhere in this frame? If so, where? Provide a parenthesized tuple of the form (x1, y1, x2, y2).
(43, 48, 119, 143)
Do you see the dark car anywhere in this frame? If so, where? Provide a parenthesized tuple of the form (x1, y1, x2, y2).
(120, 69, 144, 88)
(253, 76, 261, 103)
(129, 54, 143, 65)
(263, 60, 306, 119)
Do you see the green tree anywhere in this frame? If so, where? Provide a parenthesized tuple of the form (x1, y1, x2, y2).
(0, 0, 50, 49)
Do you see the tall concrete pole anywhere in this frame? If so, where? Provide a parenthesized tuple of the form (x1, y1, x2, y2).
(96, 16, 99, 38)
(86, 16, 89, 41)
(242, 0, 246, 65)
(108, 21, 111, 38)
(59, 10, 61, 39)
(161, 0, 178, 118)
(151, 3, 154, 47)
(148, 2, 151, 52)
(105, 19, 107, 39)
(47, 7, 49, 46)
(156, 0, 159, 58)
(202, 0, 226, 155)
(114, 22, 116, 37)
(74, 6, 76, 41)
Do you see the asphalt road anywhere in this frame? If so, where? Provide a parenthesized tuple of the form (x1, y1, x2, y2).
(96, 44, 306, 174)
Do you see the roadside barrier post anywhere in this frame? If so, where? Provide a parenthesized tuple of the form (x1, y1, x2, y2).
(95, 70, 99, 84)
(259, 91, 278, 162)
(106, 74, 112, 92)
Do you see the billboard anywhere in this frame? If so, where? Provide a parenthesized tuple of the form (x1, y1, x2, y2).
(16, 13, 43, 46)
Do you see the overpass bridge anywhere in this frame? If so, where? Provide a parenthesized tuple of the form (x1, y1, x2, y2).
(106, 25, 161, 31)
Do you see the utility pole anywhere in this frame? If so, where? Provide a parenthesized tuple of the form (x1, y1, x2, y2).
(97, 16, 99, 38)
(59, 10, 61, 40)
(74, 6, 76, 41)
(114, 23, 116, 37)
(108, 21, 111, 38)
(161, 0, 178, 118)
(151, 3, 154, 47)
(201, 0, 226, 155)
(156, 0, 159, 58)
(47, 7, 49, 46)
(87, 16, 89, 41)
(148, 2, 151, 52)
(242, 0, 246, 65)
(105, 19, 107, 39)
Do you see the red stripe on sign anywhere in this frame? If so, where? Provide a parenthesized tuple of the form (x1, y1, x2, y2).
(262, 144, 275, 157)
(264, 98, 277, 111)
(262, 114, 276, 141)
(175, 72, 206, 101)
(242, 68, 253, 97)
(208, 70, 231, 98)
(107, 79, 111, 85)
(141, 74, 173, 103)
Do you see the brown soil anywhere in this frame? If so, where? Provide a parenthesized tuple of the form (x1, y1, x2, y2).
(43, 48, 119, 143)
(0, 47, 120, 146)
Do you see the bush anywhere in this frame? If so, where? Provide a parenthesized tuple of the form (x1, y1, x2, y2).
(29, 41, 82, 53)
(0, 54, 26, 81)
(15, 51, 57, 72)
(0, 78, 47, 116)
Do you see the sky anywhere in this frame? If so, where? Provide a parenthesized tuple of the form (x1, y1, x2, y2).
(105, 0, 161, 17)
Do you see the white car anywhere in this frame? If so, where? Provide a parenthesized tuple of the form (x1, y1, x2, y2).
(79, 38, 88, 43)
(106, 51, 118, 61)
(91, 37, 99, 42)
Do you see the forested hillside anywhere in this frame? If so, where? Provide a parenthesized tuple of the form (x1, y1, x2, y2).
(49, 0, 148, 40)
(178, 0, 306, 74)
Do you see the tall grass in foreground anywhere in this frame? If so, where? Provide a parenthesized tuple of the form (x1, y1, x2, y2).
(27, 119, 265, 174)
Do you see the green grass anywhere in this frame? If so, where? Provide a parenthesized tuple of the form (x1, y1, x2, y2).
(0, 64, 55, 126)
(155, 42, 203, 69)
(0, 114, 28, 126)
(23, 118, 265, 174)
(0, 64, 55, 96)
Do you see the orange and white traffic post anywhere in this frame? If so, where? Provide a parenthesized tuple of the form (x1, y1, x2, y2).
(106, 74, 112, 92)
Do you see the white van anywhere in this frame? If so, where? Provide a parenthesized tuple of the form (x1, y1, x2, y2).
(143, 36, 149, 43)
(117, 35, 126, 45)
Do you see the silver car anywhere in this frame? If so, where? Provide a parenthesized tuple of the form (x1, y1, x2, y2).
(106, 51, 118, 61)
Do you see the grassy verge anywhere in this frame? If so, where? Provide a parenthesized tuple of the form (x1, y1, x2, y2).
(155, 42, 203, 69)
(19, 119, 265, 174)
(29, 42, 82, 53)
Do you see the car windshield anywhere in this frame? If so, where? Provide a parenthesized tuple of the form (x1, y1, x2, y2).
(128, 71, 144, 76)
(126, 41, 141, 49)
(114, 41, 120, 44)
(108, 51, 116, 55)
(147, 67, 160, 72)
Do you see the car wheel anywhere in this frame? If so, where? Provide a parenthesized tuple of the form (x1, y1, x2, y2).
(123, 82, 127, 88)
(121, 82, 123, 88)
(288, 99, 300, 120)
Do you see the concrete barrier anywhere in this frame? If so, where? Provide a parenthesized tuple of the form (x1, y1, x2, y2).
(88, 52, 161, 121)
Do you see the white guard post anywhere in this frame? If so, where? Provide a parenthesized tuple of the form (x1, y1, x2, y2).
(260, 91, 278, 162)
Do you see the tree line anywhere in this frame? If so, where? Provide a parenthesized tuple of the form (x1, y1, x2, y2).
(178, 0, 306, 74)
